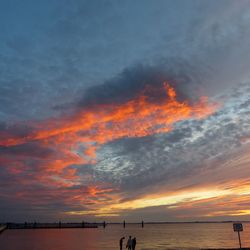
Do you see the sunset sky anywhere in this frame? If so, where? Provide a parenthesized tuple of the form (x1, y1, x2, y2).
(1, 0, 250, 222)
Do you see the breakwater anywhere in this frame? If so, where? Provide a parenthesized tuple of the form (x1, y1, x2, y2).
(6, 222, 98, 229)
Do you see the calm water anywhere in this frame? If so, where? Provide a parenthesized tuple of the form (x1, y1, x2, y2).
(1, 223, 250, 250)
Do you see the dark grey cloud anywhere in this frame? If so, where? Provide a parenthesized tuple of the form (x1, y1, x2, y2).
(0, 122, 34, 141)
(78, 60, 204, 108)
(0, 142, 53, 158)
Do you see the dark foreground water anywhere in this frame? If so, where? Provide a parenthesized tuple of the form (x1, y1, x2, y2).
(1, 223, 250, 250)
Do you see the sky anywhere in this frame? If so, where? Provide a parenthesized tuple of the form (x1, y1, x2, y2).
(1, 0, 250, 222)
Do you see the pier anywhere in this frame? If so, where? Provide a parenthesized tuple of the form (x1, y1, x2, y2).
(6, 222, 98, 229)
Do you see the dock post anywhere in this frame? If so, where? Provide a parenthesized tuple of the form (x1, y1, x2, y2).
(238, 231, 242, 249)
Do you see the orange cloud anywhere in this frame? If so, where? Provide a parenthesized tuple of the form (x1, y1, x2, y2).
(0, 82, 217, 147)
(0, 82, 218, 215)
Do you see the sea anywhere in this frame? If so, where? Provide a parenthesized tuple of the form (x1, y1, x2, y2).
(1, 223, 250, 250)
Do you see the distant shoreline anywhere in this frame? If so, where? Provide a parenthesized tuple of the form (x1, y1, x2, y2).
(109, 221, 250, 224)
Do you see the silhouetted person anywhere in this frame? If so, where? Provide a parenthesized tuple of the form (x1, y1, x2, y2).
(119, 237, 125, 250)
(126, 236, 132, 250)
(132, 237, 136, 250)
(123, 220, 126, 228)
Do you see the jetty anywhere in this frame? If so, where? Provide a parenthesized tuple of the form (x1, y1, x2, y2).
(6, 222, 98, 229)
